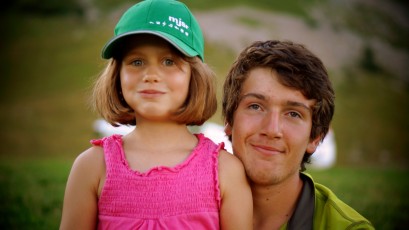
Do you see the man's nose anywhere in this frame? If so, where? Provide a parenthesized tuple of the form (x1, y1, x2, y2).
(261, 111, 283, 139)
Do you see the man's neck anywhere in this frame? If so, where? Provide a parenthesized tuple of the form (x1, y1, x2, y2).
(252, 173, 304, 230)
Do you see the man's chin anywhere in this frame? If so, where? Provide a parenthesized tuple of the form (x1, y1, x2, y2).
(247, 170, 283, 186)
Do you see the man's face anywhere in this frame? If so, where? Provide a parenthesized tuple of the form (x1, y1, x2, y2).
(226, 67, 321, 186)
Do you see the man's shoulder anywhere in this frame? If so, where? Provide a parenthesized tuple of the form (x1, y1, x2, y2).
(311, 179, 374, 229)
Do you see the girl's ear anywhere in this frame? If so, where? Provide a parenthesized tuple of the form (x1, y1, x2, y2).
(224, 123, 232, 136)
(306, 135, 322, 154)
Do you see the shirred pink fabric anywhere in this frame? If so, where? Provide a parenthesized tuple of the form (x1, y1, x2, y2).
(91, 134, 222, 230)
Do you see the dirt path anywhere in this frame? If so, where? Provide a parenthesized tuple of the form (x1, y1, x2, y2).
(195, 6, 409, 81)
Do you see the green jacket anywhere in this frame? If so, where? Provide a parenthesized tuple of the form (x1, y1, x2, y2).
(280, 173, 374, 230)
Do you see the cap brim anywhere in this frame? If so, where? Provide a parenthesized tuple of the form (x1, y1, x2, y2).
(101, 31, 199, 60)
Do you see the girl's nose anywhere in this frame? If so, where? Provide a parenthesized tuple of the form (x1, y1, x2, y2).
(143, 66, 161, 83)
(143, 74, 160, 83)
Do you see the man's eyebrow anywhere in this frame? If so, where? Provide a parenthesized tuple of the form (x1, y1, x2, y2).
(240, 93, 313, 112)
(286, 101, 312, 112)
(240, 93, 266, 101)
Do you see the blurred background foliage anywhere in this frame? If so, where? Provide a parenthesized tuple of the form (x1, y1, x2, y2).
(1, 0, 408, 167)
(0, 0, 409, 229)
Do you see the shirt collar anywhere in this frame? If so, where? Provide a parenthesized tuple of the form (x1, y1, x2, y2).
(286, 173, 315, 230)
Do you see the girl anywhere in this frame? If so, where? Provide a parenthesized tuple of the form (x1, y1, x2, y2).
(60, 0, 252, 229)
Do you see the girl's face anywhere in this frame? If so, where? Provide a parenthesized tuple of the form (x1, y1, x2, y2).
(120, 35, 191, 123)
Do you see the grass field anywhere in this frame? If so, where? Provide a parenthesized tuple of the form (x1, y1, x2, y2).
(1, 1, 409, 229)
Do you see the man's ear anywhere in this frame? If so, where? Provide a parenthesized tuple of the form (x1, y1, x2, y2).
(224, 123, 232, 136)
(306, 135, 322, 154)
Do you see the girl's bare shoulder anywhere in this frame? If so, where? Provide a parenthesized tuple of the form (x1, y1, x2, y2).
(70, 145, 105, 181)
(218, 149, 246, 179)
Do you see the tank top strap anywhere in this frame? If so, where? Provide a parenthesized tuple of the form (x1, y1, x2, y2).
(196, 133, 224, 208)
(90, 135, 124, 178)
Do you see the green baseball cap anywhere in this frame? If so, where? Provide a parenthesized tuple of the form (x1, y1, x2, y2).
(101, 0, 205, 61)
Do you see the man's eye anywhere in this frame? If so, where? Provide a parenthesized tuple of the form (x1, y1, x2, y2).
(131, 60, 143, 66)
(248, 104, 261, 110)
(289, 111, 301, 118)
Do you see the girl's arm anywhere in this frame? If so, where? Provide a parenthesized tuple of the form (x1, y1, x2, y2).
(60, 147, 105, 230)
(218, 150, 253, 230)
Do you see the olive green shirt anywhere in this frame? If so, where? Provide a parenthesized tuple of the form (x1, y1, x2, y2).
(279, 173, 374, 230)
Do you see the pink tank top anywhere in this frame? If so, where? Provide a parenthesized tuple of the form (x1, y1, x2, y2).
(91, 134, 222, 229)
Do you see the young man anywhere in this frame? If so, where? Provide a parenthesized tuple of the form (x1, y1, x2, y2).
(222, 40, 374, 230)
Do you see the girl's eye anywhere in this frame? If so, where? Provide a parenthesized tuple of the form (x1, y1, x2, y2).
(131, 60, 143, 66)
(163, 58, 174, 66)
